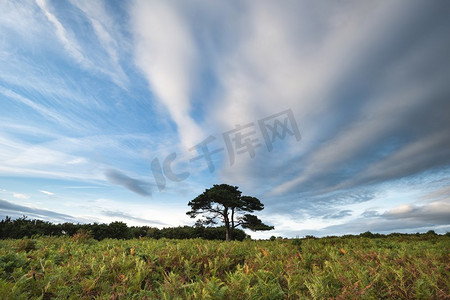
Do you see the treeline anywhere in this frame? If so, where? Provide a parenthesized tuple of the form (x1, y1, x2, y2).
(0, 216, 248, 241)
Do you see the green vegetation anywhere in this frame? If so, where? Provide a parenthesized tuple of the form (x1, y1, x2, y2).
(0, 234, 448, 299)
(0, 216, 248, 241)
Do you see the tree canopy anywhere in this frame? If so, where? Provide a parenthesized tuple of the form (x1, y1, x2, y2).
(187, 184, 274, 240)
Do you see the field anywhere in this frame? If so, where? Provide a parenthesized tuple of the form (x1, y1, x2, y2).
(0, 235, 449, 299)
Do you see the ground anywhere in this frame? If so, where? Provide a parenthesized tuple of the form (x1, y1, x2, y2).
(0, 235, 448, 299)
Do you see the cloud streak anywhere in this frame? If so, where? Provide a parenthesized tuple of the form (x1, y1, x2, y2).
(0, 87, 78, 129)
(102, 210, 166, 226)
(68, 0, 129, 87)
(383, 201, 450, 224)
(40, 190, 54, 196)
(13, 193, 30, 199)
(0, 198, 76, 223)
(104, 169, 151, 197)
(35, 0, 87, 66)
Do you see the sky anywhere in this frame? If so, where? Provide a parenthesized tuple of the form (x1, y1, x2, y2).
(1, 0, 450, 238)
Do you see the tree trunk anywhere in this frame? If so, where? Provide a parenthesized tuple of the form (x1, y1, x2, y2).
(230, 208, 235, 241)
(224, 207, 230, 241)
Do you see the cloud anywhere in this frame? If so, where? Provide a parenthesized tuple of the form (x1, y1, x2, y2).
(266, 188, 376, 219)
(421, 185, 450, 202)
(35, 0, 87, 66)
(68, 0, 129, 87)
(131, 0, 203, 148)
(350, 132, 450, 188)
(29, 0, 129, 88)
(323, 210, 352, 219)
(0, 198, 76, 223)
(13, 193, 30, 199)
(0, 87, 78, 129)
(102, 210, 166, 226)
(383, 201, 450, 224)
(207, 0, 450, 206)
(301, 200, 450, 237)
(0, 130, 164, 185)
(0, 134, 95, 181)
(361, 210, 380, 218)
(104, 169, 151, 197)
(40, 190, 54, 196)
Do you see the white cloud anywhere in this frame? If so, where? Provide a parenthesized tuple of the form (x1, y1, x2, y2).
(13, 193, 30, 199)
(0, 87, 77, 129)
(35, 0, 87, 66)
(0, 133, 99, 182)
(0, 131, 161, 183)
(131, 0, 203, 149)
(67, 158, 87, 165)
(68, 0, 129, 87)
(387, 204, 414, 215)
(383, 200, 450, 223)
(32, 0, 128, 88)
(40, 190, 54, 196)
(79, 198, 190, 228)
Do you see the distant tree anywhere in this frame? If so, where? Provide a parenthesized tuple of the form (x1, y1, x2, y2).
(187, 184, 274, 241)
(108, 221, 130, 239)
(360, 231, 375, 238)
(146, 227, 162, 239)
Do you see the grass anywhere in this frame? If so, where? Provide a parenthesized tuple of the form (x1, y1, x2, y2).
(0, 235, 448, 299)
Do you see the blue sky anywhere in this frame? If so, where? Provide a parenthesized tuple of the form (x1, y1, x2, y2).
(1, 0, 449, 238)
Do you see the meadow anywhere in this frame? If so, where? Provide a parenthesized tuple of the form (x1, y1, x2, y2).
(0, 234, 448, 299)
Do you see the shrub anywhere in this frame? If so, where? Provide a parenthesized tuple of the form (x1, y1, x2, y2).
(304, 235, 316, 239)
(360, 231, 375, 238)
(291, 238, 302, 247)
(0, 253, 28, 279)
(72, 229, 94, 243)
(16, 238, 37, 252)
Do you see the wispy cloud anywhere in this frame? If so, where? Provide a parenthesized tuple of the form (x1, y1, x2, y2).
(102, 210, 166, 226)
(13, 193, 30, 199)
(35, 0, 87, 66)
(104, 169, 152, 197)
(0, 198, 76, 223)
(68, 0, 129, 88)
(40, 190, 54, 196)
(323, 210, 352, 220)
(0, 86, 78, 129)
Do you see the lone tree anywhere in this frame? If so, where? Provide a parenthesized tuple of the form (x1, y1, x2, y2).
(187, 184, 274, 241)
